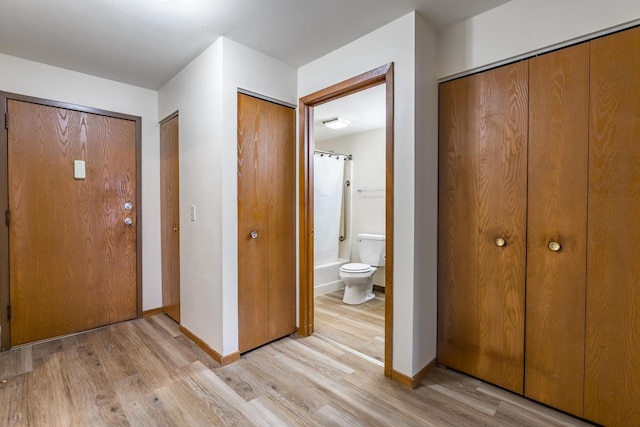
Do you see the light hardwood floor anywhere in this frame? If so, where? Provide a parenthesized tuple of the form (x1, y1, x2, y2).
(314, 289, 385, 363)
(0, 315, 593, 426)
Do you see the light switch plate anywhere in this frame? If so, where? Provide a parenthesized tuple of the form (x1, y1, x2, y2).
(74, 160, 86, 179)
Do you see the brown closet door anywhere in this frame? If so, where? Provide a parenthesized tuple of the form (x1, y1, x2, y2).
(8, 100, 137, 346)
(160, 115, 180, 323)
(586, 27, 640, 427)
(438, 62, 528, 393)
(237, 93, 295, 353)
(525, 43, 589, 417)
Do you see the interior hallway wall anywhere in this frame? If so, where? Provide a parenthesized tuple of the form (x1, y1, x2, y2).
(158, 37, 296, 356)
(0, 52, 161, 312)
(299, 11, 440, 378)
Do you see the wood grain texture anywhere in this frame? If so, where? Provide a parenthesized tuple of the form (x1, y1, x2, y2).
(585, 26, 640, 427)
(525, 43, 589, 417)
(438, 61, 528, 394)
(160, 114, 180, 323)
(8, 100, 137, 346)
(298, 63, 395, 378)
(0, 315, 592, 426)
(237, 93, 295, 353)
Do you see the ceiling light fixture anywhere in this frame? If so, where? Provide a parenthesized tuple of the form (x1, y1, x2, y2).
(322, 117, 351, 129)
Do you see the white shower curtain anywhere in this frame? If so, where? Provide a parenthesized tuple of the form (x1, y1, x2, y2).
(314, 153, 345, 265)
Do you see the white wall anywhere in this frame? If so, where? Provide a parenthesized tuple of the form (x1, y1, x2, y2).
(158, 37, 296, 356)
(158, 40, 225, 350)
(438, 0, 640, 78)
(0, 53, 161, 311)
(299, 12, 439, 377)
(414, 13, 439, 375)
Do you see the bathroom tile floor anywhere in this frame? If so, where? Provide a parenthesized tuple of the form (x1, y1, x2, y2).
(314, 289, 385, 363)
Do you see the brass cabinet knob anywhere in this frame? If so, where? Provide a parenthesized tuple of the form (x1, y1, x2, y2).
(173, 227, 179, 232)
(495, 237, 507, 247)
(548, 241, 561, 252)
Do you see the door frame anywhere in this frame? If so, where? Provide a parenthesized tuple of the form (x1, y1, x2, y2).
(298, 63, 394, 376)
(0, 91, 143, 351)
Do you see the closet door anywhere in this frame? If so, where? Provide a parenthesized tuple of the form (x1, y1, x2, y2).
(525, 43, 589, 417)
(586, 27, 640, 427)
(237, 93, 296, 353)
(438, 62, 528, 393)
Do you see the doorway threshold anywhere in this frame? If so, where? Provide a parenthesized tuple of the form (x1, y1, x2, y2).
(313, 333, 384, 368)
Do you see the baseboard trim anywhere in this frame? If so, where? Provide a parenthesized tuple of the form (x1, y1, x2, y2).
(179, 325, 240, 366)
(391, 358, 436, 389)
(142, 307, 163, 317)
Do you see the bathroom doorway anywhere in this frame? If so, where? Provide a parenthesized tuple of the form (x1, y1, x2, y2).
(299, 64, 394, 377)
(312, 85, 386, 365)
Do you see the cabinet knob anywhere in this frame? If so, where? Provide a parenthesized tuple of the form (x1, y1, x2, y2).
(250, 230, 258, 239)
(548, 241, 561, 252)
(495, 237, 507, 247)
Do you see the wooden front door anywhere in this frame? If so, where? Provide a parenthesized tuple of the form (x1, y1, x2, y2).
(437, 62, 528, 394)
(8, 99, 138, 346)
(237, 93, 295, 353)
(160, 114, 180, 323)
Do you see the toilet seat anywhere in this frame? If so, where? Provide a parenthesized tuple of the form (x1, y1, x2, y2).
(340, 263, 374, 273)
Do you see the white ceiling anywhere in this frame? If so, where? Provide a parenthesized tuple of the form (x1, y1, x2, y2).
(314, 85, 386, 142)
(0, 0, 510, 90)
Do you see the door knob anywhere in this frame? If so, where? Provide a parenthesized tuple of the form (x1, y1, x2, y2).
(124, 218, 133, 225)
(250, 230, 258, 239)
(495, 237, 507, 247)
(173, 227, 179, 231)
(548, 241, 561, 252)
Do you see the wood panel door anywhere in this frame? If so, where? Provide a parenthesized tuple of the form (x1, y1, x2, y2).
(160, 114, 180, 323)
(237, 93, 295, 353)
(438, 62, 528, 393)
(525, 43, 589, 417)
(586, 27, 640, 427)
(8, 100, 137, 346)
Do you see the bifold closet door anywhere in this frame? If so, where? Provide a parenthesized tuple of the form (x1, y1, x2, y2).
(525, 43, 589, 417)
(586, 27, 640, 427)
(237, 93, 296, 354)
(438, 62, 528, 394)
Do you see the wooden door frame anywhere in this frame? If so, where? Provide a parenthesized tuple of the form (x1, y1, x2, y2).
(298, 63, 394, 377)
(0, 92, 143, 351)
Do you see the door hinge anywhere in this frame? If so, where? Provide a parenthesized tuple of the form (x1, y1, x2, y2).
(4, 112, 8, 130)
(7, 304, 10, 321)
(5, 209, 9, 226)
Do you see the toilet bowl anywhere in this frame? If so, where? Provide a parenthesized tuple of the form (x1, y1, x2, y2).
(339, 233, 385, 305)
(339, 263, 377, 304)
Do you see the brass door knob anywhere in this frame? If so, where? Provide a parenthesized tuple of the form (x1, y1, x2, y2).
(548, 241, 561, 252)
(495, 237, 506, 247)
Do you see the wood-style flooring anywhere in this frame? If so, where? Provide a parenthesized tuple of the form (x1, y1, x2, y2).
(314, 289, 384, 363)
(0, 315, 593, 426)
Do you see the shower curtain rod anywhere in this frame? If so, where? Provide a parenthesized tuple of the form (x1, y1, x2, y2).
(314, 149, 353, 160)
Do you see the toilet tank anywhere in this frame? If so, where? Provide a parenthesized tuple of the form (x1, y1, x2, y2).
(357, 233, 385, 267)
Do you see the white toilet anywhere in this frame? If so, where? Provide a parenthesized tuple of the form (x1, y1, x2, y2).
(339, 233, 385, 304)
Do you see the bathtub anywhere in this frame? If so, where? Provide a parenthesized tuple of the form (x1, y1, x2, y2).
(314, 259, 349, 296)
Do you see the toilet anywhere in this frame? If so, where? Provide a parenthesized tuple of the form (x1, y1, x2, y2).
(339, 233, 385, 304)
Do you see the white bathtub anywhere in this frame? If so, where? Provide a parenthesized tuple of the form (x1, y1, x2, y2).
(314, 259, 349, 296)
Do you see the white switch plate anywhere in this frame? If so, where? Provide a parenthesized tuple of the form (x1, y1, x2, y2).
(74, 160, 86, 179)
(190, 205, 196, 221)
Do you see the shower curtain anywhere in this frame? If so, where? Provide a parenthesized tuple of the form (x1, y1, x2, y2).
(314, 153, 345, 265)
